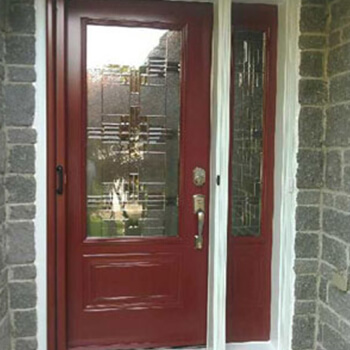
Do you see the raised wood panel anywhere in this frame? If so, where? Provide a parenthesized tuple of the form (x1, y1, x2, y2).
(231, 249, 265, 307)
(83, 253, 182, 309)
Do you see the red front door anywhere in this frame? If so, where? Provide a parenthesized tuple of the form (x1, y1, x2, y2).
(64, 1, 212, 349)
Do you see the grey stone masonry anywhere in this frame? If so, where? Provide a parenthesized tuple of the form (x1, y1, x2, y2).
(0, 0, 10, 348)
(294, 1, 327, 349)
(294, 1, 350, 350)
(318, 1, 350, 350)
(0, 0, 37, 349)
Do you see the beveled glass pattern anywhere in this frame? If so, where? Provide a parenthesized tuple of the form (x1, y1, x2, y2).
(231, 30, 266, 237)
(86, 26, 181, 238)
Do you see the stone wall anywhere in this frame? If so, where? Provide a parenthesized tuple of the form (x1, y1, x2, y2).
(0, 0, 10, 348)
(0, 1, 37, 349)
(294, 1, 350, 349)
(318, 0, 350, 349)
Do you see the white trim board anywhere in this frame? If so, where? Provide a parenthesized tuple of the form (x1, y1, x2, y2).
(34, 1, 47, 350)
(270, 0, 300, 349)
(207, 0, 231, 349)
(32, 0, 300, 350)
(227, 342, 275, 350)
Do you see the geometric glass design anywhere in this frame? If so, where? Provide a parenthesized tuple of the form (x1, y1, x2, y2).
(231, 29, 266, 237)
(86, 25, 181, 237)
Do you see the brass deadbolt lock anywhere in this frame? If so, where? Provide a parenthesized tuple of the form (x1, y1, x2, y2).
(193, 167, 206, 187)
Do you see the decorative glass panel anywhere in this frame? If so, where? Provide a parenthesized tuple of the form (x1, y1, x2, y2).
(231, 30, 266, 237)
(86, 25, 181, 238)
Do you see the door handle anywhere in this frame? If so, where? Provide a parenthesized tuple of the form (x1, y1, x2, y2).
(195, 209, 205, 250)
(193, 194, 205, 250)
(56, 165, 64, 195)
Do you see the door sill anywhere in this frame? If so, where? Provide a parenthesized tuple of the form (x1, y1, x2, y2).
(127, 341, 274, 350)
(226, 342, 274, 350)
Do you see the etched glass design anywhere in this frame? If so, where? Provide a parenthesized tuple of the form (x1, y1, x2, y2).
(231, 30, 266, 237)
(86, 25, 181, 238)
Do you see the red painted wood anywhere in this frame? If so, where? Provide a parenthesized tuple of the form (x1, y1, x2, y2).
(226, 4, 278, 343)
(62, 1, 212, 349)
(46, 1, 57, 349)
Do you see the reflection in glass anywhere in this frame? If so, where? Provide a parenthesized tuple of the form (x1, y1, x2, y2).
(231, 30, 266, 237)
(86, 25, 181, 238)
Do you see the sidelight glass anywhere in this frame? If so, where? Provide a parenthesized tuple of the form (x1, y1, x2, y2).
(86, 25, 182, 238)
(231, 29, 266, 237)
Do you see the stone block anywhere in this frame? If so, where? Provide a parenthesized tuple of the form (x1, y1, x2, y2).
(5, 36, 35, 65)
(325, 151, 342, 190)
(295, 232, 319, 258)
(329, 30, 341, 48)
(8, 3, 35, 34)
(292, 316, 316, 349)
(0, 317, 11, 350)
(339, 321, 350, 343)
(15, 338, 38, 350)
(322, 235, 347, 270)
(294, 301, 316, 315)
(343, 25, 350, 41)
(8, 67, 36, 83)
(9, 205, 36, 220)
(13, 310, 37, 337)
(329, 285, 350, 322)
(319, 277, 328, 303)
(323, 209, 350, 243)
(326, 104, 350, 147)
(319, 302, 340, 331)
(300, 51, 324, 78)
(294, 259, 319, 274)
(302, 0, 327, 4)
(299, 35, 326, 50)
(335, 195, 350, 212)
(9, 145, 35, 174)
(299, 107, 323, 148)
(299, 79, 327, 105)
(6, 221, 35, 264)
(0, 287, 7, 320)
(295, 275, 318, 300)
(297, 150, 323, 189)
(300, 6, 328, 33)
(322, 324, 350, 350)
(321, 261, 336, 280)
(5, 175, 36, 203)
(0, 33, 4, 62)
(330, 74, 350, 104)
(4, 84, 35, 126)
(0, 131, 6, 175)
(296, 206, 320, 231)
(328, 42, 350, 76)
(344, 150, 350, 164)
(0, 270, 7, 290)
(323, 192, 335, 207)
(297, 190, 321, 205)
(9, 282, 36, 309)
(7, 128, 37, 144)
(344, 166, 350, 193)
(10, 265, 36, 280)
(330, 0, 350, 31)
(0, 65, 4, 81)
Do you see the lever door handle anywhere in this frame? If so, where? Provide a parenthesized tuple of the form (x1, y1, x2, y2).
(56, 165, 64, 195)
(195, 209, 205, 250)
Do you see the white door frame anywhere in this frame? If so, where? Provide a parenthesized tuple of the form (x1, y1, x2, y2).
(34, 0, 300, 349)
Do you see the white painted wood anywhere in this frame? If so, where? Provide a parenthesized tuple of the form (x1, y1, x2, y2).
(270, 0, 300, 349)
(226, 342, 275, 350)
(34, 1, 47, 350)
(207, 0, 231, 349)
